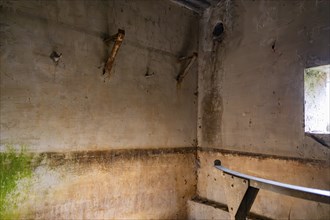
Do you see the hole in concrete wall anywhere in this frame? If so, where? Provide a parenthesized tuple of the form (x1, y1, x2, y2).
(212, 22, 224, 41)
(50, 51, 62, 65)
(304, 65, 330, 134)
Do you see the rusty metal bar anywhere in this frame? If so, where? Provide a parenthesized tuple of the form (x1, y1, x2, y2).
(104, 29, 125, 76)
(214, 160, 330, 219)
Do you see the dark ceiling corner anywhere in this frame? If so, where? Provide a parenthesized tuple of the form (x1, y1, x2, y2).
(170, 0, 220, 14)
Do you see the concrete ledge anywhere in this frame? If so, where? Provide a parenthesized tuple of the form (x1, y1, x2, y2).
(188, 196, 273, 220)
(197, 147, 329, 165)
(187, 198, 230, 220)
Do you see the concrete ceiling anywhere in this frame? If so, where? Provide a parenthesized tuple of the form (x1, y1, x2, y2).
(171, 0, 220, 14)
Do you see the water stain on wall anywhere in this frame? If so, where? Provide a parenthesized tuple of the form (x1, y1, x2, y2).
(1, 147, 197, 219)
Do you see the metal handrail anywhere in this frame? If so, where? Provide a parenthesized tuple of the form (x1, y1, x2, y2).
(214, 160, 330, 204)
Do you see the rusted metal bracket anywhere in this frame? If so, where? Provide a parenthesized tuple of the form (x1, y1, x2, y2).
(176, 52, 198, 85)
(214, 160, 330, 220)
(103, 29, 125, 76)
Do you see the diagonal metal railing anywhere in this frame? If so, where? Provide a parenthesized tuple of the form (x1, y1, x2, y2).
(214, 160, 330, 220)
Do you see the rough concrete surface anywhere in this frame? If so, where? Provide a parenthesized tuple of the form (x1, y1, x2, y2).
(194, 1, 330, 218)
(187, 199, 230, 220)
(196, 150, 330, 219)
(4, 149, 196, 219)
(1, 0, 330, 219)
(0, 0, 200, 218)
(197, 0, 330, 160)
(0, 0, 199, 152)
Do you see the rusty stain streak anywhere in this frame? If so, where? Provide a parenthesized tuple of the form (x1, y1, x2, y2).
(104, 29, 125, 77)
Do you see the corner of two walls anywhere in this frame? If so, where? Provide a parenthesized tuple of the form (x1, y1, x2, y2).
(2, 0, 329, 218)
(0, 0, 199, 218)
(196, 0, 330, 219)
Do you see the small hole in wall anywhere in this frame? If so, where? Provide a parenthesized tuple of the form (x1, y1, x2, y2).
(213, 22, 224, 40)
(271, 40, 276, 52)
(50, 51, 62, 65)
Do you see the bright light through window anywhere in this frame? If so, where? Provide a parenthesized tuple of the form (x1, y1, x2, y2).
(304, 65, 330, 134)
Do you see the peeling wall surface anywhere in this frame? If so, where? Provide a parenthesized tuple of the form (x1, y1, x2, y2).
(196, 0, 330, 219)
(0, 0, 199, 152)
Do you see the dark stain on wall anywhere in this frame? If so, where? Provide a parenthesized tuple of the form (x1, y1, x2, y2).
(201, 87, 223, 146)
(201, 38, 224, 146)
(198, 147, 329, 166)
(41, 147, 196, 167)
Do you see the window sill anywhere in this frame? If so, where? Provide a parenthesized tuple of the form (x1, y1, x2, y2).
(305, 133, 330, 148)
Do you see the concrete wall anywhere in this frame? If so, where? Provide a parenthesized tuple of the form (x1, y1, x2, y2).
(2, 0, 329, 219)
(196, 0, 330, 219)
(198, 0, 330, 159)
(3, 149, 197, 219)
(197, 150, 330, 219)
(0, 0, 199, 152)
(0, 1, 199, 218)
(187, 199, 230, 220)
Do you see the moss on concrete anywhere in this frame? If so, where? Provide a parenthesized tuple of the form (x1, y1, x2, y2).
(0, 145, 34, 219)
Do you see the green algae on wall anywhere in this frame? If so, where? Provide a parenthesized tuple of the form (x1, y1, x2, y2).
(0, 145, 34, 219)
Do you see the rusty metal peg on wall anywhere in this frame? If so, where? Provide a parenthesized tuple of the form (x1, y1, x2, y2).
(103, 29, 125, 77)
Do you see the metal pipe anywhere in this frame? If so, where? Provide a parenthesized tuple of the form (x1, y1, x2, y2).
(214, 160, 330, 204)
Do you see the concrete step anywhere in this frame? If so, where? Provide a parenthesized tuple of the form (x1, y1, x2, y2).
(187, 196, 272, 220)
(187, 197, 230, 220)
